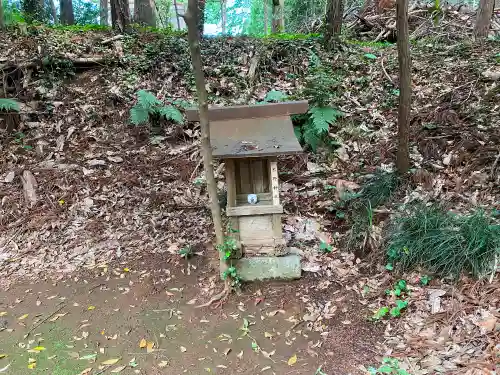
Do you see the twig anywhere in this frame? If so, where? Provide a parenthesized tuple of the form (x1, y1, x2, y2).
(381, 56, 395, 86)
(24, 303, 66, 338)
(101, 34, 124, 45)
(489, 150, 500, 180)
(189, 157, 203, 180)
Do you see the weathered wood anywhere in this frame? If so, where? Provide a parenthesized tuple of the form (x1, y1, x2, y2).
(227, 205, 283, 217)
(237, 160, 252, 194)
(225, 159, 241, 258)
(268, 158, 280, 206)
(186, 100, 308, 122)
(251, 159, 265, 193)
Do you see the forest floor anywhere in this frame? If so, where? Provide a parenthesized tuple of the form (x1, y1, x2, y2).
(0, 254, 382, 375)
(1, 21, 499, 375)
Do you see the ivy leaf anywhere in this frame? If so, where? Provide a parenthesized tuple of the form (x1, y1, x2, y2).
(378, 365, 394, 373)
(364, 53, 377, 60)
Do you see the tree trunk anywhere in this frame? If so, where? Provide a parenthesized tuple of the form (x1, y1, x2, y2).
(264, 0, 268, 35)
(184, 0, 225, 271)
(22, 0, 45, 22)
(134, 0, 156, 26)
(0, 0, 5, 29)
(221, 0, 226, 34)
(100, 0, 108, 25)
(396, 0, 411, 174)
(174, 0, 181, 29)
(324, 0, 344, 48)
(60, 0, 74, 25)
(197, 0, 206, 37)
(271, 0, 284, 33)
(474, 0, 494, 38)
(110, 0, 130, 32)
(49, 0, 58, 23)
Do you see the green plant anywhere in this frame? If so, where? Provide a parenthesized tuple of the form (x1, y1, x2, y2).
(368, 357, 410, 375)
(218, 226, 241, 288)
(319, 241, 333, 253)
(179, 246, 193, 259)
(12, 132, 33, 150)
(0, 98, 20, 112)
(386, 279, 408, 297)
(293, 53, 343, 152)
(129, 90, 183, 126)
(386, 204, 500, 278)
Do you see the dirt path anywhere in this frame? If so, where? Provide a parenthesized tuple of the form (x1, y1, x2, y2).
(0, 254, 382, 375)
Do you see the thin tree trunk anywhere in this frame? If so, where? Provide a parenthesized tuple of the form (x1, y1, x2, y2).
(184, 0, 225, 273)
(60, 0, 74, 24)
(134, 0, 156, 26)
(49, 0, 58, 23)
(396, 0, 411, 174)
(474, 0, 494, 38)
(22, 0, 45, 22)
(0, 0, 5, 29)
(197, 0, 206, 36)
(110, 0, 130, 32)
(100, 0, 108, 25)
(324, 0, 344, 48)
(221, 0, 226, 34)
(271, 0, 284, 32)
(264, 0, 268, 35)
(174, 0, 181, 29)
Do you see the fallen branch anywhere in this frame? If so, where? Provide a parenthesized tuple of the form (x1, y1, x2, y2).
(24, 303, 66, 338)
(195, 284, 230, 308)
(381, 56, 395, 86)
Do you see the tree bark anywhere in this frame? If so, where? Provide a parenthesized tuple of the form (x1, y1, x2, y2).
(197, 0, 206, 36)
(474, 0, 494, 38)
(110, 0, 130, 32)
(271, 0, 284, 33)
(60, 0, 74, 25)
(100, 0, 108, 25)
(49, 0, 58, 23)
(184, 0, 225, 271)
(221, 0, 226, 34)
(134, 0, 156, 26)
(264, 0, 268, 35)
(22, 0, 45, 22)
(396, 0, 411, 174)
(324, 0, 344, 48)
(0, 0, 5, 29)
(174, 0, 181, 29)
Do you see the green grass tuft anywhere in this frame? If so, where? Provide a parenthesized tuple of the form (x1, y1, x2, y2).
(386, 204, 500, 278)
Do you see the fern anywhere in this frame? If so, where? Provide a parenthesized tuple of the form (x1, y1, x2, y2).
(0, 98, 20, 112)
(309, 107, 342, 133)
(129, 90, 183, 126)
(264, 90, 288, 103)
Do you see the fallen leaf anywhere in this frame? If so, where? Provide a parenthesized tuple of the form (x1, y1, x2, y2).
(287, 354, 297, 366)
(87, 306, 95, 311)
(186, 298, 197, 305)
(18, 314, 29, 320)
(223, 348, 231, 356)
(49, 313, 67, 322)
(78, 368, 92, 375)
(237, 350, 243, 359)
(264, 332, 274, 338)
(476, 315, 497, 333)
(32, 346, 46, 352)
(0, 363, 11, 373)
(79, 354, 97, 361)
(139, 338, 147, 348)
(146, 341, 154, 353)
(261, 366, 271, 372)
(180, 346, 187, 352)
(0, 355, 7, 359)
(110, 365, 127, 373)
(102, 358, 120, 365)
(158, 360, 169, 368)
(0, 313, 7, 317)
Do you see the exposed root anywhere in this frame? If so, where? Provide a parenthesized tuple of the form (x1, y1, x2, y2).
(195, 283, 230, 309)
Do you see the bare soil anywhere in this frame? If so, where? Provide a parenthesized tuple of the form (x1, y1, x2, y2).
(0, 254, 383, 375)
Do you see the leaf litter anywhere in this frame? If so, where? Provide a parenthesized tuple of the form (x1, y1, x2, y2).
(0, 19, 498, 375)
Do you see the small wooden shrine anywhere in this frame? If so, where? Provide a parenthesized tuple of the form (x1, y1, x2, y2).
(187, 100, 308, 279)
